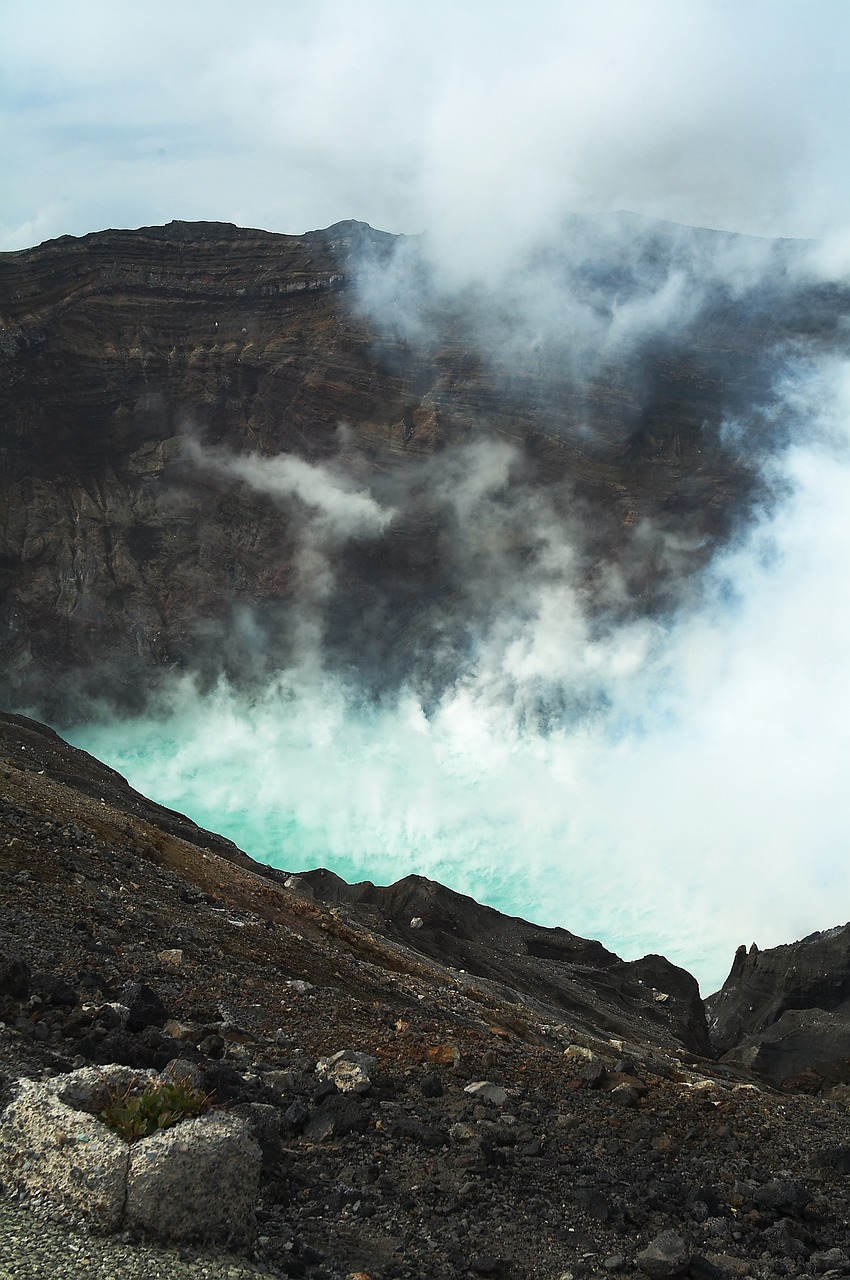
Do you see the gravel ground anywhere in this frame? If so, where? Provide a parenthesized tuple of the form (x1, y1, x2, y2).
(0, 1198, 279, 1280)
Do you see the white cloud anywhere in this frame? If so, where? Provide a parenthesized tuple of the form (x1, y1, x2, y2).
(3, 1, 850, 252)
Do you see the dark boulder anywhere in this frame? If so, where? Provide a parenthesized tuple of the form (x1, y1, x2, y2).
(0, 953, 31, 1002)
(121, 982, 170, 1033)
(31, 972, 77, 1006)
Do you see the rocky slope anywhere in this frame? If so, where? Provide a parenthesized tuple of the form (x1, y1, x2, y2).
(3, 218, 848, 715)
(5, 713, 850, 1279)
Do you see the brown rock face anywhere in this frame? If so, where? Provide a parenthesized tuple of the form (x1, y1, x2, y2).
(1, 220, 399, 709)
(1, 216, 847, 715)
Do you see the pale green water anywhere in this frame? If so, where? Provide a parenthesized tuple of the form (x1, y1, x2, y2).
(69, 676, 573, 931)
(66, 627, 842, 1001)
(66, 361, 850, 997)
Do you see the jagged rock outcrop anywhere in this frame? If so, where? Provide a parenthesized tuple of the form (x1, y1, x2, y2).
(708, 928, 850, 1086)
(3, 217, 847, 715)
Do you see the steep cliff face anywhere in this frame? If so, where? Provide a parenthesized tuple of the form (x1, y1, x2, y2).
(0, 220, 403, 708)
(1, 217, 846, 715)
(707, 928, 850, 1086)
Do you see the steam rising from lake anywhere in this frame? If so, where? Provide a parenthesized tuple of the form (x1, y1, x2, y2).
(6, 0, 850, 995)
(70, 353, 850, 995)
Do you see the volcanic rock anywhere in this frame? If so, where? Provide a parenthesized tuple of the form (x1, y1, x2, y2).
(0, 1073, 131, 1232)
(0, 953, 30, 1000)
(123, 982, 170, 1032)
(635, 1230, 691, 1278)
(7, 712, 850, 1276)
(124, 1109, 261, 1243)
(708, 929, 850, 1087)
(3, 218, 846, 716)
(0, 1063, 262, 1244)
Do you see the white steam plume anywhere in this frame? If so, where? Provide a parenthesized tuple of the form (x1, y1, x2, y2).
(185, 440, 396, 671)
(72, 353, 850, 994)
(187, 442, 395, 540)
(352, 211, 806, 411)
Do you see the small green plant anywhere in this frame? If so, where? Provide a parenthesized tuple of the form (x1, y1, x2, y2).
(99, 1077, 213, 1143)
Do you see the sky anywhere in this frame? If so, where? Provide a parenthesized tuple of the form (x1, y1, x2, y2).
(7, 0, 850, 993)
(3, 0, 850, 258)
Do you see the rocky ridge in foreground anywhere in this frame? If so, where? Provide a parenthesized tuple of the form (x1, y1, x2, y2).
(4, 711, 850, 1280)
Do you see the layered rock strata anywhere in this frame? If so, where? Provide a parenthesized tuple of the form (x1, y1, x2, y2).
(3, 219, 845, 714)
